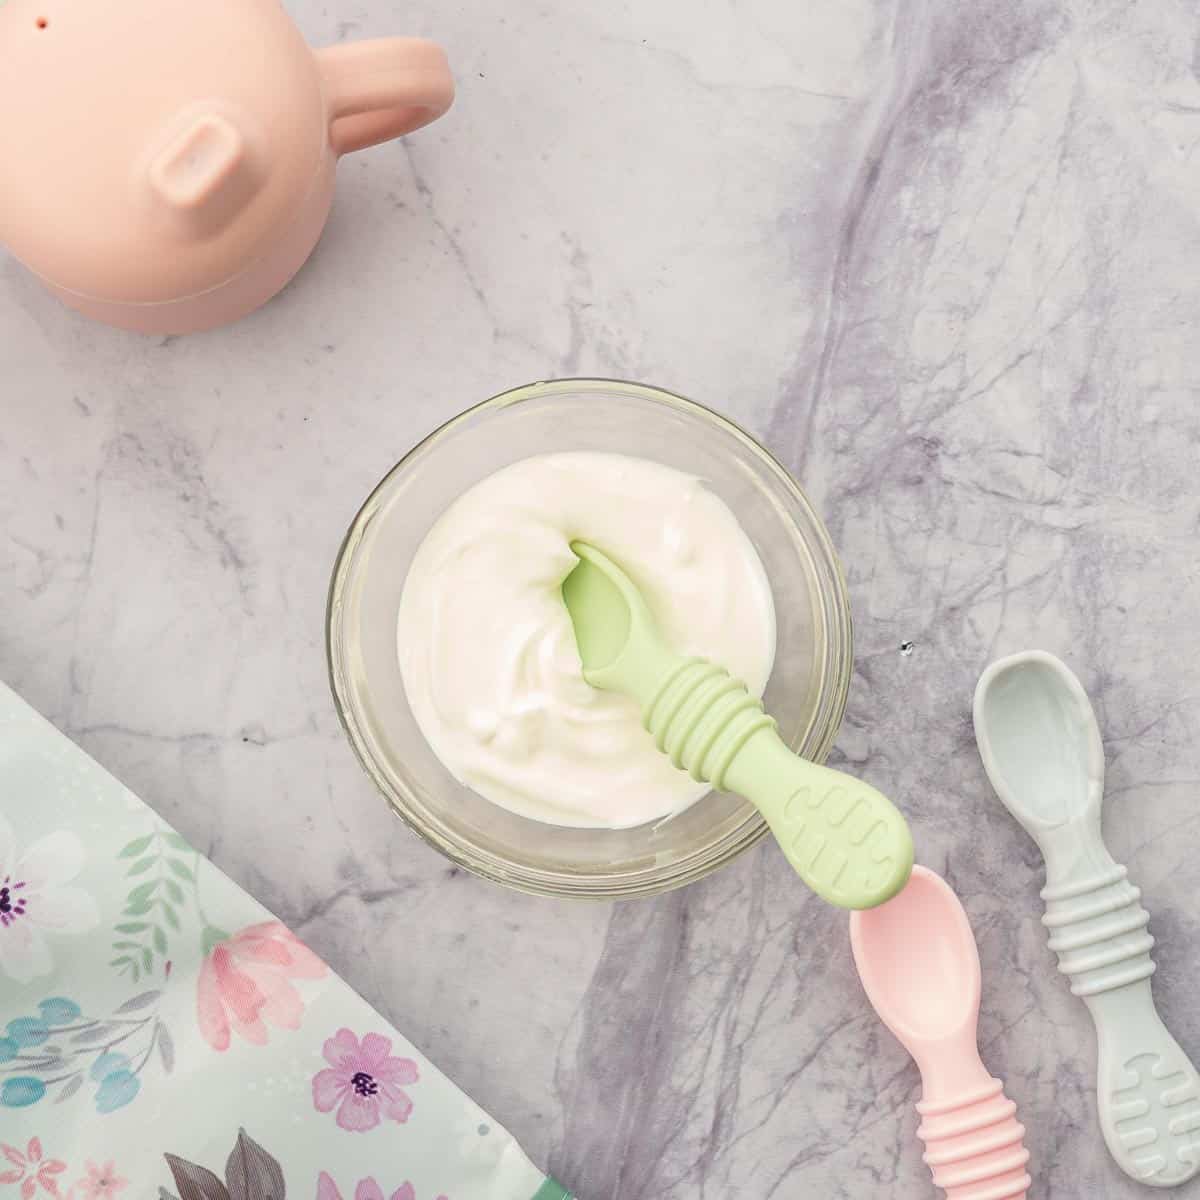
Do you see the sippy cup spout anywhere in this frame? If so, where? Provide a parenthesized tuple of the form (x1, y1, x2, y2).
(146, 111, 262, 234)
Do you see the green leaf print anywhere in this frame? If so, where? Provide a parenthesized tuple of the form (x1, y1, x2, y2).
(110, 830, 192, 978)
(128, 880, 157, 906)
(111, 830, 211, 981)
(166, 858, 194, 882)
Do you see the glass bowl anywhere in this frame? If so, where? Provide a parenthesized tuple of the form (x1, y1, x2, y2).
(327, 379, 852, 899)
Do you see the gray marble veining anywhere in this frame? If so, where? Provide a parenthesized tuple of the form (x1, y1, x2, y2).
(4, 0, 1200, 1194)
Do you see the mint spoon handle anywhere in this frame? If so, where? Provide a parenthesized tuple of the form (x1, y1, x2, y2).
(1039, 828, 1155, 1001)
(1040, 832, 1200, 1185)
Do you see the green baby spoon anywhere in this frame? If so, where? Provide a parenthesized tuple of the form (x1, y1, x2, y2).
(561, 541, 913, 909)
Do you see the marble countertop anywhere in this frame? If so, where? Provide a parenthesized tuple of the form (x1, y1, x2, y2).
(5, 0, 1200, 1194)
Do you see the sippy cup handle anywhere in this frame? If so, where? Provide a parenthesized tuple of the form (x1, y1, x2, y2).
(316, 38, 454, 156)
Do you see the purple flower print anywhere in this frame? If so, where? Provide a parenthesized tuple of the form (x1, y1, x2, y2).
(312, 1029, 419, 1132)
(317, 1174, 447, 1200)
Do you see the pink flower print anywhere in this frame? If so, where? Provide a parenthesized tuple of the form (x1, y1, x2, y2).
(0, 816, 99, 984)
(316, 1175, 446, 1200)
(196, 921, 327, 1051)
(0, 1138, 67, 1198)
(311, 1029, 419, 1132)
(72, 1162, 127, 1199)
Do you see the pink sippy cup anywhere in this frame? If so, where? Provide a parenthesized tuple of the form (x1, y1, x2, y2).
(0, 0, 453, 333)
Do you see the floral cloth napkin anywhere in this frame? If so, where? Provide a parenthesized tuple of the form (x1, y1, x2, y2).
(0, 682, 571, 1200)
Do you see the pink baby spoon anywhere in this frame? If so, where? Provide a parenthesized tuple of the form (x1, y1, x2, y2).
(850, 866, 1031, 1199)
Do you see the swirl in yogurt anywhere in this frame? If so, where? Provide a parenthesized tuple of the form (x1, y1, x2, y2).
(397, 452, 776, 828)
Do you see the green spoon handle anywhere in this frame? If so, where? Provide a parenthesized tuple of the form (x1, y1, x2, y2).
(637, 656, 913, 909)
(564, 542, 913, 907)
(724, 731, 913, 909)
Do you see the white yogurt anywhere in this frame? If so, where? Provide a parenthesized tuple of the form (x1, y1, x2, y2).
(397, 452, 776, 828)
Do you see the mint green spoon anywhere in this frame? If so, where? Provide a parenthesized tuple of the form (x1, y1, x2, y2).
(561, 541, 914, 909)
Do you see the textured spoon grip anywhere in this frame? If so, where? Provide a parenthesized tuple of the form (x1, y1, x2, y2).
(643, 658, 776, 788)
(917, 1079, 1030, 1200)
(1042, 861, 1200, 1185)
(1042, 863, 1155, 997)
(643, 658, 912, 907)
(1099, 1032, 1200, 1187)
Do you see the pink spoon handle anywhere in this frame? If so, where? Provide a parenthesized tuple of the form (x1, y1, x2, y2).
(917, 1068, 1031, 1200)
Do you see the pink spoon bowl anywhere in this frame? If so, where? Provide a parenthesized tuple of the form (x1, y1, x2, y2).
(850, 866, 1032, 1200)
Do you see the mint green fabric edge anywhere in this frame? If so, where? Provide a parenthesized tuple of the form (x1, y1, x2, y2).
(531, 1181, 572, 1200)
